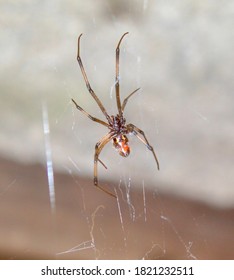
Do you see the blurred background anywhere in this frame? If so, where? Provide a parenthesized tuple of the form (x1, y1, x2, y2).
(0, 0, 234, 259)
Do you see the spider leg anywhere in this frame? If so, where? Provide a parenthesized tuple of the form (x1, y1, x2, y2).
(72, 98, 109, 169)
(115, 32, 129, 116)
(98, 158, 108, 169)
(94, 133, 116, 198)
(77, 34, 111, 122)
(121, 87, 140, 112)
(127, 124, 160, 170)
(71, 98, 109, 127)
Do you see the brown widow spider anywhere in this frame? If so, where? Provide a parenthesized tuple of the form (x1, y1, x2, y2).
(72, 32, 159, 198)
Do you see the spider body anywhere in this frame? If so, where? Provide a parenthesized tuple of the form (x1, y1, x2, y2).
(109, 114, 130, 156)
(72, 32, 159, 198)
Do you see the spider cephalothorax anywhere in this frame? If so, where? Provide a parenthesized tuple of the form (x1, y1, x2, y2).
(72, 32, 159, 198)
(109, 115, 127, 133)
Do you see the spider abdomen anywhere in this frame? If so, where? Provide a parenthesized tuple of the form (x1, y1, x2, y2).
(113, 135, 130, 157)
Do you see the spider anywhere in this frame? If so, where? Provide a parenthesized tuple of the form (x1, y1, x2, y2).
(72, 32, 159, 198)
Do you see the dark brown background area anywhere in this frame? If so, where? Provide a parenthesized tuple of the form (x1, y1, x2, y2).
(1, 156, 233, 260)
